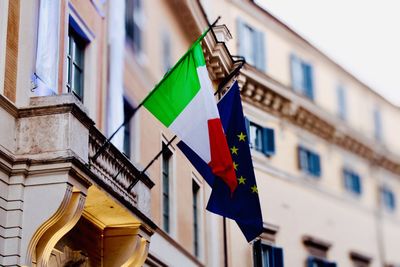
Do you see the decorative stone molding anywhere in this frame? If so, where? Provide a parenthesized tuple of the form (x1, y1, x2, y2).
(88, 127, 154, 218)
(34, 191, 86, 266)
(259, 222, 279, 243)
(302, 235, 332, 259)
(239, 68, 400, 177)
(22, 182, 87, 266)
(103, 224, 151, 267)
(349, 251, 372, 265)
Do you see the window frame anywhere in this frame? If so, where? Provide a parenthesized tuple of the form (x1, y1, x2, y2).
(125, 0, 144, 53)
(381, 186, 396, 211)
(253, 240, 284, 267)
(161, 142, 173, 233)
(237, 18, 266, 71)
(249, 122, 264, 152)
(246, 118, 275, 157)
(306, 256, 337, 267)
(337, 84, 347, 120)
(373, 107, 383, 142)
(161, 30, 172, 73)
(290, 54, 314, 100)
(343, 168, 362, 196)
(298, 146, 321, 178)
(66, 25, 86, 101)
(123, 97, 135, 158)
(192, 180, 200, 257)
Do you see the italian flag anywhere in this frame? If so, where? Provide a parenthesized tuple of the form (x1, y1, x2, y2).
(143, 40, 237, 192)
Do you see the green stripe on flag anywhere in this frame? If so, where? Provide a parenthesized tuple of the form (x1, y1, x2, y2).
(143, 42, 206, 127)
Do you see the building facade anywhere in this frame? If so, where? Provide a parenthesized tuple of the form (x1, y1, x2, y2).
(1, 0, 400, 267)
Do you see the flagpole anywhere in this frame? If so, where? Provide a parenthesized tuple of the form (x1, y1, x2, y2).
(223, 216, 229, 267)
(125, 61, 243, 191)
(215, 58, 245, 97)
(127, 135, 177, 192)
(90, 16, 221, 165)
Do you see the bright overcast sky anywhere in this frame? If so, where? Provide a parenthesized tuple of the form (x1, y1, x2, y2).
(257, 0, 400, 106)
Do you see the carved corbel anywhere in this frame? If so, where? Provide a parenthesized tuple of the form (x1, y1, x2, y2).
(22, 183, 86, 266)
(35, 191, 86, 266)
(103, 224, 151, 267)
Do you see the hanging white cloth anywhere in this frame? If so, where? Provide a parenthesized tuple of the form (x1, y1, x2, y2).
(34, 0, 61, 96)
(107, 0, 126, 151)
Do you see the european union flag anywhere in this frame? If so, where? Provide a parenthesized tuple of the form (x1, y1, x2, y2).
(177, 81, 263, 242)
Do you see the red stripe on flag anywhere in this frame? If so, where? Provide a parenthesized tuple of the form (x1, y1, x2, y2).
(207, 118, 238, 192)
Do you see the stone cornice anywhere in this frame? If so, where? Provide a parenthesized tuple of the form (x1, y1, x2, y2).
(0, 93, 18, 117)
(19, 94, 95, 129)
(239, 64, 400, 176)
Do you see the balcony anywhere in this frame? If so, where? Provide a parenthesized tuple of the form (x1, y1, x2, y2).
(0, 93, 155, 266)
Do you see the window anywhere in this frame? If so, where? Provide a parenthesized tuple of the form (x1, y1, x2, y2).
(381, 186, 396, 211)
(253, 240, 284, 267)
(249, 122, 263, 152)
(125, 0, 143, 53)
(343, 169, 362, 195)
(373, 107, 382, 141)
(246, 119, 275, 156)
(303, 236, 334, 267)
(123, 98, 135, 157)
(306, 256, 337, 267)
(162, 31, 172, 73)
(67, 26, 86, 100)
(337, 85, 347, 120)
(298, 146, 321, 177)
(290, 54, 314, 100)
(192, 181, 200, 257)
(162, 143, 172, 232)
(237, 18, 266, 71)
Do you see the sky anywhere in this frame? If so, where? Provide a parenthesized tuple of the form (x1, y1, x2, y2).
(256, 0, 400, 106)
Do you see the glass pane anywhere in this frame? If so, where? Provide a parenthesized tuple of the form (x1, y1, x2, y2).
(67, 35, 72, 54)
(255, 127, 263, 151)
(66, 57, 72, 89)
(73, 67, 83, 98)
(74, 45, 84, 67)
(242, 25, 254, 65)
(261, 245, 270, 267)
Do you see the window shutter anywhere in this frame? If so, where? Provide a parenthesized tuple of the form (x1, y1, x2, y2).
(236, 18, 245, 57)
(390, 191, 396, 210)
(306, 257, 315, 267)
(337, 85, 346, 120)
(244, 116, 250, 138)
(314, 153, 321, 177)
(303, 63, 314, 100)
(325, 262, 337, 267)
(254, 30, 266, 71)
(298, 146, 306, 171)
(262, 127, 275, 156)
(355, 174, 362, 194)
(253, 240, 262, 267)
(272, 247, 284, 267)
(290, 54, 302, 92)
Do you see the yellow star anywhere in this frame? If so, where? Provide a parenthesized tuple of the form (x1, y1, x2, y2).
(238, 176, 246, 184)
(233, 161, 238, 170)
(237, 132, 247, 142)
(230, 146, 239, 155)
(251, 185, 258, 193)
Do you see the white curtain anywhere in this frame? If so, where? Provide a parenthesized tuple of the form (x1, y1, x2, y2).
(34, 0, 61, 96)
(107, 0, 125, 151)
